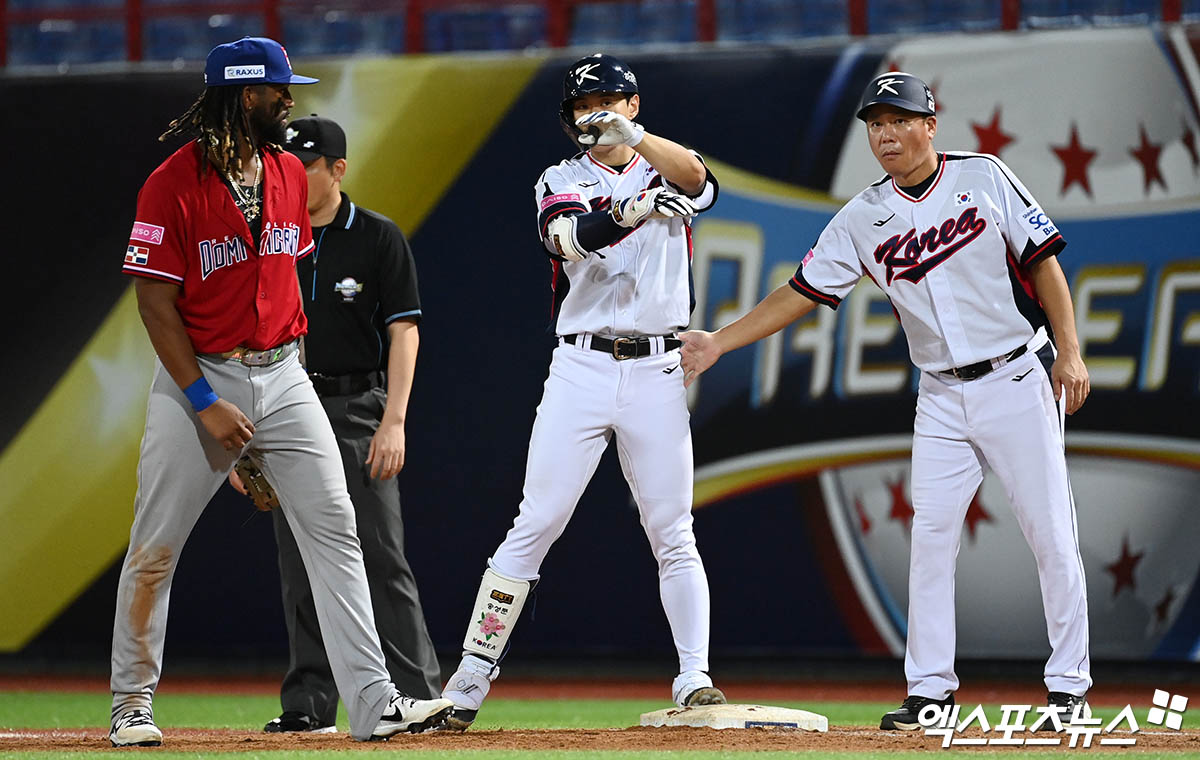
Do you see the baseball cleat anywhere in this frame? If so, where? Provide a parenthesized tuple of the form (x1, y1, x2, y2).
(672, 670, 721, 708)
(440, 707, 478, 732)
(683, 686, 727, 707)
(369, 692, 453, 740)
(1034, 691, 1091, 731)
(109, 708, 163, 747)
(263, 711, 336, 734)
(880, 693, 954, 731)
(436, 654, 498, 731)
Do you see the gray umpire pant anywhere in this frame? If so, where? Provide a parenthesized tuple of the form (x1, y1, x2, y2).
(273, 385, 441, 725)
(110, 346, 394, 741)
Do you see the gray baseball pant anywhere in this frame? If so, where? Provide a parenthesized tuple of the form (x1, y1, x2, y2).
(273, 385, 441, 724)
(109, 344, 394, 740)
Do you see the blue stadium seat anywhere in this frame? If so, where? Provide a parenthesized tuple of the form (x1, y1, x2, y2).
(869, 0, 1002, 33)
(425, 5, 547, 52)
(142, 14, 261, 61)
(637, 0, 695, 43)
(716, 0, 846, 40)
(1024, 0, 1160, 25)
(569, 2, 639, 45)
(7, 19, 124, 65)
(569, 0, 695, 45)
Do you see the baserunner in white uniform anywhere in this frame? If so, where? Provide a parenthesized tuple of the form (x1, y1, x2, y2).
(680, 72, 1092, 731)
(439, 53, 725, 730)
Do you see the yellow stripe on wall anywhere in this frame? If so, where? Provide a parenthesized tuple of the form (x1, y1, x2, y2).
(296, 54, 547, 235)
(0, 288, 155, 650)
(0, 52, 546, 652)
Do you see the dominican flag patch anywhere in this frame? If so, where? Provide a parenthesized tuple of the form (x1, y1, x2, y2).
(125, 245, 149, 265)
(954, 190, 974, 206)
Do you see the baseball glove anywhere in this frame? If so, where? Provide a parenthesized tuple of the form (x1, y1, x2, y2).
(233, 455, 280, 512)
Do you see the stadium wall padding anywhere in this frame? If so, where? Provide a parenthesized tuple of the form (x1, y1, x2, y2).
(3, 27, 1199, 663)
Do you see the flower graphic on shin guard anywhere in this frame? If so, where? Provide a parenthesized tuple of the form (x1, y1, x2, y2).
(478, 612, 506, 640)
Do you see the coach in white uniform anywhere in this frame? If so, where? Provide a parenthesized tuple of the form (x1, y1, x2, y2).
(439, 53, 725, 730)
(680, 72, 1092, 730)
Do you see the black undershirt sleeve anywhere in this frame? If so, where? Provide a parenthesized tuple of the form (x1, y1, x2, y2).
(572, 209, 629, 252)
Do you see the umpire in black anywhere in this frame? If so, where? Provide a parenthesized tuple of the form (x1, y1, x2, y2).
(263, 115, 441, 732)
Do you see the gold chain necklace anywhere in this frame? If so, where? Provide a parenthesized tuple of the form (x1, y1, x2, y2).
(228, 152, 262, 220)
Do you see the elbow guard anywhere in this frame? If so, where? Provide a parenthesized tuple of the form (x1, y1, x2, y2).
(545, 215, 587, 262)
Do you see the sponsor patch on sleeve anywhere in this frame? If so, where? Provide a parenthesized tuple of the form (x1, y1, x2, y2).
(539, 193, 583, 211)
(131, 221, 165, 245)
(1019, 205, 1057, 240)
(125, 245, 149, 266)
(802, 249, 815, 267)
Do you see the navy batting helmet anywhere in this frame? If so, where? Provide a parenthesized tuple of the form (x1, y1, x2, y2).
(559, 53, 639, 142)
(856, 72, 935, 121)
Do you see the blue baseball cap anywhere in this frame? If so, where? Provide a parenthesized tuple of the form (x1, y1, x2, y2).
(204, 37, 318, 87)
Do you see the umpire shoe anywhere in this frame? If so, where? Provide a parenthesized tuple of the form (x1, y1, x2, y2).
(263, 711, 336, 734)
(109, 709, 163, 747)
(370, 691, 454, 739)
(880, 693, 955, 731)
(1035, 691, 1091, 731)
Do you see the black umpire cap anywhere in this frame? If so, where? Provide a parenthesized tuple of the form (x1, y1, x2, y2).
(856, 72, 935, 121)
(284, 115, 347, 162)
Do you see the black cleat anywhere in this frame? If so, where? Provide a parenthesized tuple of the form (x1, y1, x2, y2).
(441, 707, 478, 732)
(263, 711, 336, 734)
(1034, 691, 1090, 731)
(683, 687, 727, 707)
(880, 693, 954, 731)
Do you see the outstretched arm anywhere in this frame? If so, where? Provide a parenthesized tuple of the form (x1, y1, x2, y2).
(680, 284, 820, 387)
(1029, 256, 1089, 414)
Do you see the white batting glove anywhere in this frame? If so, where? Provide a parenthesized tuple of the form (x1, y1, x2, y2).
(575, 111, 645, 147)
(611, 188, 697, 228)
(650, 192, 699, 219)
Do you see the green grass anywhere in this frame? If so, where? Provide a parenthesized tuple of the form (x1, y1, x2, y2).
(0, 693, 895, 731)
(1, 692, 1198, 758)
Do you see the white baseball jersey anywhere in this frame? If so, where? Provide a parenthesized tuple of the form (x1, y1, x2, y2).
(792, 152, 1065, 371)
(535, 150, 717, 336)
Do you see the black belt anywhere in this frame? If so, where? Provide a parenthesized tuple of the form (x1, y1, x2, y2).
(940, 344, 1027, 380)
(308, 370, 384, 397)
(563, 334, 682, 360)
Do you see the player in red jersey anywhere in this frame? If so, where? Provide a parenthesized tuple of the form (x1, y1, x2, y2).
(108, 37, 451, 748)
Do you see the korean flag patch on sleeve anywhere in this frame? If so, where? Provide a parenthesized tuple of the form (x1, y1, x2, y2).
(125, 245, 149, 266)
(954, 190, 973, 206)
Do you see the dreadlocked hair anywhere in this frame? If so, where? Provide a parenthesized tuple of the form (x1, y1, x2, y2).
(160, 85, 260, 181)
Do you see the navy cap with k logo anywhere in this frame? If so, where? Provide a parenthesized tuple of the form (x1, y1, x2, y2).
(204, 36, 319, 87)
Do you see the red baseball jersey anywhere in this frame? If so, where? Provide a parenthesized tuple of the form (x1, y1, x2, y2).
(123, 142, 315, 353)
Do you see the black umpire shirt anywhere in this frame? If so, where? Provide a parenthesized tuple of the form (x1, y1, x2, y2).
(297, 192, 422, 377)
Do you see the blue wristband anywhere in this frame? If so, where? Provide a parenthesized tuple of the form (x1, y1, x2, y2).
(183, 376, 219, 413)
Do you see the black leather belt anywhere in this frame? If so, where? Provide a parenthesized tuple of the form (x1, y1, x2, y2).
(308, 370, 384, 397)
(564, 334, 682, 360)
(940, 344, 1028, 380)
